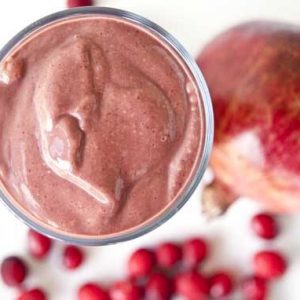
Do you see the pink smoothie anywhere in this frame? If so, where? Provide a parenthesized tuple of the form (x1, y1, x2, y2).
(0, 15, 203, 236)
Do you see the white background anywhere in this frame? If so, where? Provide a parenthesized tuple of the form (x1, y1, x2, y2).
(0, 1, 300, 299)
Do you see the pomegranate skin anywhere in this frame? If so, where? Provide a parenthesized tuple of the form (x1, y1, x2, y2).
(197, 21, 300, 214)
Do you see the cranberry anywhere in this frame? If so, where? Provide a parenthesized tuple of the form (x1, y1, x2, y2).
(28, 229, 52, 260)
(155, 242, 182, 269)
(63, 245, 84, 270)
(251, 213, 279, 240)
(110, 280, 144, 300)
(1, 256, 28, 287)
(67, 0, 94, 8)
(146, 272, 174, 300)
(78, 283, 110, 300)
(128, 248, 156, 278)
(183, 238, 208, 269)
(209, 272, 233, 298)
(175, 271, 209, 300)
(253, 250, 287, 279)
(18, 288, 47, 300)
(242, 276, 268, 300)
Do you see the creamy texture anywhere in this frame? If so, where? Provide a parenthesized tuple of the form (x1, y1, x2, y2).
(0, 16, 202, 236)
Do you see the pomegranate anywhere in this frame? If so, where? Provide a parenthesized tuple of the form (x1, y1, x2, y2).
(197, 21, 300, 215)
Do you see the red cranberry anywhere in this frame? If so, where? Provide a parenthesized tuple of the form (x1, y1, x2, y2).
(1, 256, 28, 287)
(253, 250, 287, 279)
(146, 272, 174, 300)
(128, 248, 156, 278)
(18, 288, 47, 300)
(209, 272, 233, 298)
(251, 213, 279, 240)
(155, 242, 182, 269)
(175, 271, 209, 300)
(242, 276, 268, 300)
(28, 229, 52, 260)
(63, 245, 84, 270)
(67, 0, 94, 8)
(110, 280, 144, 300)
(78, 283, 110, 300)
(183, 238, 208, 269)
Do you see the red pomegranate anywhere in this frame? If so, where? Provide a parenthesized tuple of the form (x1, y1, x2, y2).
(197, 21, 300, 215)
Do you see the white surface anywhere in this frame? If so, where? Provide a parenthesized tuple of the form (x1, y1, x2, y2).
(0, 0, 300, 299)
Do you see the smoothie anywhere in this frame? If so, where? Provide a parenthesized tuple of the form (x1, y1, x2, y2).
(0, 15, 203, 236)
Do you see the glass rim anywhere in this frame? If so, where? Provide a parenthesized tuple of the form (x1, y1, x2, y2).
(0, 6, 214, 246)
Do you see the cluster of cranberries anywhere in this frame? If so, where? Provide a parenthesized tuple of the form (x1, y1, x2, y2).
(1, 229, 85, 300)
(0, 212, 287, 300)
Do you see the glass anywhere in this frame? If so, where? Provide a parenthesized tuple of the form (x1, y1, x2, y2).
(0, 7, 214, 246)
